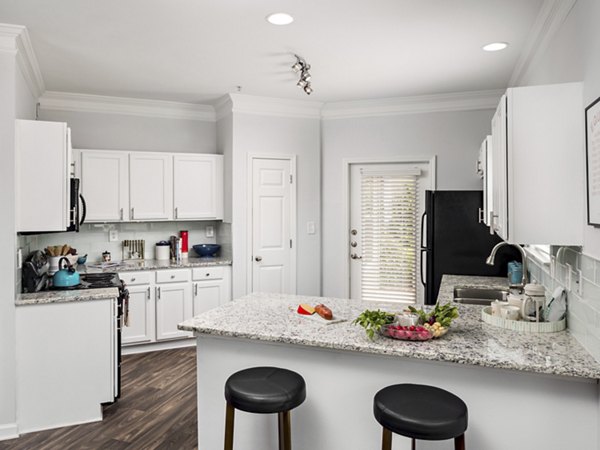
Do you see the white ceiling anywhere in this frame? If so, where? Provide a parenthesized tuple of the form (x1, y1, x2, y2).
(0, 0, 545, 104)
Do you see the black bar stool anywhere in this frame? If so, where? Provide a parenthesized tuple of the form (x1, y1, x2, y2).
(373, 384, 468, 450)
(224, 366, 306, 450)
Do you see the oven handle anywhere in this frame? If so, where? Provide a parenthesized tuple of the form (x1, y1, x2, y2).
(79, 194, 87, 225)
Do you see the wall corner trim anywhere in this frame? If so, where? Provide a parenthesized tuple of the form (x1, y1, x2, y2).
(0, 23, 45, 98)
(229, 93, 323, 119)
(509, 0, 578, 87)
(321, 89, 504, 120)
(38, 91, 217, 122)
(0, 423, 19, 441)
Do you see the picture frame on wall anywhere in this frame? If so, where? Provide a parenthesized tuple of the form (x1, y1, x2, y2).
(586, 96, 600, 226)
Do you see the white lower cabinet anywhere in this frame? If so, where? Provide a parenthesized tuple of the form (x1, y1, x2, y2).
(156, 280, 194, 340)
(120, 266, 231, 348)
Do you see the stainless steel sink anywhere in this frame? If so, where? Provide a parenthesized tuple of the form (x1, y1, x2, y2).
(453, 287, 509, 305)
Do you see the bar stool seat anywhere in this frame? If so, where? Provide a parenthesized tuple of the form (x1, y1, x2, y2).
(374, 384, 468, 449)
(224, 367, 306, 450)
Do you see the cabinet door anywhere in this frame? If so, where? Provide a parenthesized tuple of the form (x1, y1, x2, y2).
(491, 96, 508, 240)
(156, 282, 193, 340)
(122, 284, 155, 345)
(192, 280, 224, 315)
(173, 154, 223, 219)
(80, 150, 129, 222)
(129, 153, 173, 220)
(16, 120, 69, 232)
(480, 136, 494, 228)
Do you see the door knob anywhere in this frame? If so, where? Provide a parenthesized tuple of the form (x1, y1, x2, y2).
(255, 256, 262, 262)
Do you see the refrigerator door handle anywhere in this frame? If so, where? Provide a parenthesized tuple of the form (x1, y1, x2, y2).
(420, 248, 428, 287)
(420, 212, 427, 249)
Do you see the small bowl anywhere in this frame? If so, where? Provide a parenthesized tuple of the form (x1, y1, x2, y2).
(380, 324, 433, 341)
(192, 244, 221, 257)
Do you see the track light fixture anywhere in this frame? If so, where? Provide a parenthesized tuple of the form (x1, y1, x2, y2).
(291, 54, 313, 95)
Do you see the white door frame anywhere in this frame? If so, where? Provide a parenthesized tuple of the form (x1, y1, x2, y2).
(246, 153, 298, 294)
(341, 156, 437, 299)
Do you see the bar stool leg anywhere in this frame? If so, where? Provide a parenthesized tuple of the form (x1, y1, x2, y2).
(224, 403, 235, 450)
(278, 411, 292, 450)
(454, 434, 465, 450)
(381, 427, 392, 450)
(411, 437, 416, 450)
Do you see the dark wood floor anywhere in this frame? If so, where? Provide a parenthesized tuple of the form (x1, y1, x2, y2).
(0, 347, 198, 450)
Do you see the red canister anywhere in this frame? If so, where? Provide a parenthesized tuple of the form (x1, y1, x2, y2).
(180, 230, 189, 254)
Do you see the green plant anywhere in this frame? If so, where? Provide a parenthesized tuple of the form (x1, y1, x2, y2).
(408, 303, 458, 328)
(353, 309, 395, 339)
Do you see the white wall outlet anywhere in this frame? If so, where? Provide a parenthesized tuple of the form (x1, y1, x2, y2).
(109, 229, 119, 242)
(206, 226, 214, 238)
(307, 221, 316, 235)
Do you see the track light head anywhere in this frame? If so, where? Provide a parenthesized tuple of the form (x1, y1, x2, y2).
(291, 54, 313, 96)
(303, 85, 313, 95)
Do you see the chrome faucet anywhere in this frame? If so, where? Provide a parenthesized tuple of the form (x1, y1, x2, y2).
(486, 242, 528, 290)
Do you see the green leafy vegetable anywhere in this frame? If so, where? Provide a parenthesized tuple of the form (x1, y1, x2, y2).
(408, 303, 458, 328)
(353, 309, 395, 339)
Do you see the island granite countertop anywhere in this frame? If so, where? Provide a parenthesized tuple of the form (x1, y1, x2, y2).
(179, 274, 600, 380)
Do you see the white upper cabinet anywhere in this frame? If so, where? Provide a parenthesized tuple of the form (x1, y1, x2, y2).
(79, 150, 129, 222)
(489, 83, 583, 245)
(129, 152, 173, 221)
(16, 120, 71, 232)
(477, 135, 493, 228)
(173, 154, 223, 220)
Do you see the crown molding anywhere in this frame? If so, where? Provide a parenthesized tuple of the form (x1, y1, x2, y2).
(213, 94, 233, 121)
(229, 93, 323, 119)
(39, 91, 216, 121)
(0, 23, 45, 98)
(321, 89, 503, 120)
(509, 0, 578, 87)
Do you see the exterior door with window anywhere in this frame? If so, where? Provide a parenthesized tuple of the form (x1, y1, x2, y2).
(349, 162, 431, 304)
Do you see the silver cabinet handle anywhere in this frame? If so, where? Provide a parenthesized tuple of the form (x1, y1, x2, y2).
(147, 286, 150, 299)
(350, 253, 362, 260)
(478, 208, 485, 224)
(131, 207, 135, 219)
(156, 286, 161, 299)
(255, 256, 262, 262)
(489, 212, 497, 235)
(120, 208, 124, 221)
(175, 207, 178, 219)
(194, 283, 198, 296)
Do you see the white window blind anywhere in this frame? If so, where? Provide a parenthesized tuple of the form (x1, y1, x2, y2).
(360, 169, 419, 303)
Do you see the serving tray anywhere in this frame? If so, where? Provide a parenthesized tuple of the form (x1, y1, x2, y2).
(481, 307, 566, 333)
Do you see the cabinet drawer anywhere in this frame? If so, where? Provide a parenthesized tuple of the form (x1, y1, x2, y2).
(119, 271, 152, 286)
(192, 266, 224, 281)
(156, 269, 191, 284)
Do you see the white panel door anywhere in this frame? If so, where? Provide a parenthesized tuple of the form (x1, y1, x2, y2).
(122, 284, 155, 345)
(192, 280, 224, 315)
(491, 95, 508, 240)
(156, 282, 193, 340)
(129, 152, 173, 220)
(251, 158, 294, 294)
(80, 150, 129, 222)
(173, 154, 223, 219)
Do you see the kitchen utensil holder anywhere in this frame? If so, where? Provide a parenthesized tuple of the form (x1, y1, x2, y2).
(122, 239, 145, 260)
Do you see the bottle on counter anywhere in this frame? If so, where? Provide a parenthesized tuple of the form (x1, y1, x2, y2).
(180, 230, 189, 260)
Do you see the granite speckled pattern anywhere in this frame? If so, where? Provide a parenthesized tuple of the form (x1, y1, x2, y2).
(179, 275, 600, 380)
(84, 257, 232, 273)
(16, 287, 119, 306)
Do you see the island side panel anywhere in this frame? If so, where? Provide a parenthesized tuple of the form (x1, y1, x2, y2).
(195, 334, 598, 450)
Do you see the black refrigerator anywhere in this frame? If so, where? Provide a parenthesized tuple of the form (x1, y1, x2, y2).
(421, 190, 520, 304)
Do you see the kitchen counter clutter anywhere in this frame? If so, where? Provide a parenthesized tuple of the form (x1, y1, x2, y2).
(180, 279, 600, 380)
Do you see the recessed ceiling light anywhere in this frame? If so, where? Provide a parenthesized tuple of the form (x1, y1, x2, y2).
(483, 42, 509, 52)
(266, 13, 294, 25)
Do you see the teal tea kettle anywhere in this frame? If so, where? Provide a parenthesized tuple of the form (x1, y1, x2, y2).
(53, 257, 80, 288)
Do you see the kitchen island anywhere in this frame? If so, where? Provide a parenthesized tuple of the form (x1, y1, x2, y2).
(180, 277, 600, 450)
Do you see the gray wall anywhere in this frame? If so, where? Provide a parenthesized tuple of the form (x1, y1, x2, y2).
(227, 112, 321, 298)
(520, 0, 600, 259)
(321, 109, 494, 297)
(39, 109, 216, 153)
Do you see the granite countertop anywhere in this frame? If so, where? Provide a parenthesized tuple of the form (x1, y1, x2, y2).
(179, 275, 600, 380)
(16, 287, 119, 306)
(83, 256, 232, 273)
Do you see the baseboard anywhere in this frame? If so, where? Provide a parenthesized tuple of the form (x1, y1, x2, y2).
(122, 338, 196, 355)
(0, 423, 19, 441)
(17, 415, 102, 436)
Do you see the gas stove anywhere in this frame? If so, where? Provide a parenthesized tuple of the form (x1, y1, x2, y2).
(48, 272, 122, 290)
